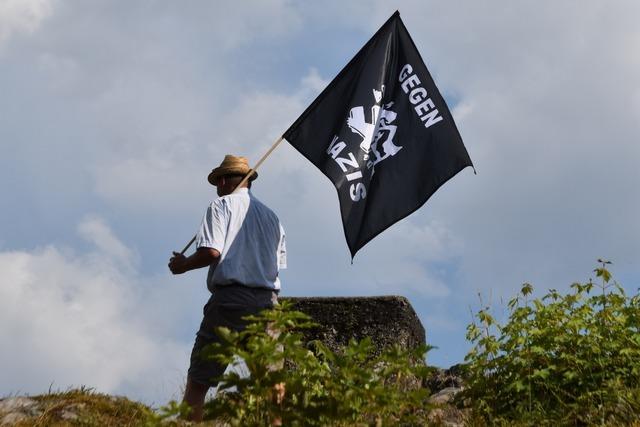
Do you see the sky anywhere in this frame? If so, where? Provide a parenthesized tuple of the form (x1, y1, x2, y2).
(1, 0, 639, 405)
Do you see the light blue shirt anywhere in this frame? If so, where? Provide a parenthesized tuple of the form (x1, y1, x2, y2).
(195, 188, 286, 292)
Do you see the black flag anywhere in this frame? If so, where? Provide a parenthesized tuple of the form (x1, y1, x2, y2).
(284, 11, 473, 258)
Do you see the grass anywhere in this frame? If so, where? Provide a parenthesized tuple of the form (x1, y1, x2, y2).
(2, 387, 153, 426)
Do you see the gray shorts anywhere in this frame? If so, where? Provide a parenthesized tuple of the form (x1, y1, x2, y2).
(188, 285, 277, 387)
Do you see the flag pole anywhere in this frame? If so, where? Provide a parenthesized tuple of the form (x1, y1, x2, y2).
(179, 135, 285, 255)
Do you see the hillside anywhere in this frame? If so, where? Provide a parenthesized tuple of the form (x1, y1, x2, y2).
(0, 389, 154, 426)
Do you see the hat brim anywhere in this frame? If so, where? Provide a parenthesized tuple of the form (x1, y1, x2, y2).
(207, 168, 258, 186)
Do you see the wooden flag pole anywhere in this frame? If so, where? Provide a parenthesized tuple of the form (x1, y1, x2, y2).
(179, 235, 197, 255)
(179, 135, 286, 255)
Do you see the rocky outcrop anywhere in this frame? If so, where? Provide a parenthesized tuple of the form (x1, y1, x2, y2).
(284, 295, 469, 426)
(283, 295, 426, 356)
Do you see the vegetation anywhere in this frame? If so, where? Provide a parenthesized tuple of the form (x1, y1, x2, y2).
(4, 261, 639, 426)
(2, 387, 154, 426)
(463, 260, 640, 426)
(187, 302, 434, 426)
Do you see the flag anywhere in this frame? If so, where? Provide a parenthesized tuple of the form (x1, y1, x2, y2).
(283, 11, 474, 258)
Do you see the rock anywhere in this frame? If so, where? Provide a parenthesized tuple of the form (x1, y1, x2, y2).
(60, 410, 79, 420)
(60, 403, 86, 421)
(0, 397, 38, 414)
(425, 364, 466, 392)
(425, 384, 468, 427)
(282, 296, 427, 393)
(283, 296, 426, 355)
(1, 412, 29, 425)
(0, 397, 41, 426)
(426, 406, 469, 427)
(428, 386, 463, 405)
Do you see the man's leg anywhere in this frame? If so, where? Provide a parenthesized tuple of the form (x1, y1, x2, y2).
(183, 376, 210, 422)
(184, 296, 218, 421)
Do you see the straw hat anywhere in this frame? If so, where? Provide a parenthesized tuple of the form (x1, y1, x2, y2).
(207, 154, 258, 186)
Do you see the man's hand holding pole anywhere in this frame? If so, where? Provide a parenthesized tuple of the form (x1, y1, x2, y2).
(169, 248, 220, 275)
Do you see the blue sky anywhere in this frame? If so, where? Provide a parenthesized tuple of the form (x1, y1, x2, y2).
(1, 0, 639, 405)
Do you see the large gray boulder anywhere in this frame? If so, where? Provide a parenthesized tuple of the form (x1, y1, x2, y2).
(282, 295, 425, 355)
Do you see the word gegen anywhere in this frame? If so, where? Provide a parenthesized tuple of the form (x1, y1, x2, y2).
(399, 63, 443, 129)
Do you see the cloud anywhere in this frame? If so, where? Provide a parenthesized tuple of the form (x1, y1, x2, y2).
(0, 0, 53, 48)
(91, 65, 327, 216)
(0, 217, 193, 404)
(201, 1, 303, 50)
(77, 216, 136, 267)
(0, 0, 307, 220)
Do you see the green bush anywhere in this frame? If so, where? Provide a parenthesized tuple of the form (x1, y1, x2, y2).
(142, 305, 436, 426)
(463, 261, 640, 426)
(194, 302, 434, 426)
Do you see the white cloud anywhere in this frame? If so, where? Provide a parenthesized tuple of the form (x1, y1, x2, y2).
(300, 68, 329, 97)
(92, 67, 323, 214)
(205, 1, 303, 50)
(0, 218, 192, 404)
(77, 216, 136, 267)
(0, 0, 53, 48)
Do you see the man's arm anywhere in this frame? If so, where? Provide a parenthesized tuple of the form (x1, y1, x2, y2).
(168, 247, 220, 275)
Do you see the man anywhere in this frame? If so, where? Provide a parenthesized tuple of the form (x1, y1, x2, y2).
(168, 154, 286, 421)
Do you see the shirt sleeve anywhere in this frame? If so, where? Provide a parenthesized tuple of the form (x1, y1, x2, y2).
(195, 199, 227, 253)
(277, 223, 287, 270)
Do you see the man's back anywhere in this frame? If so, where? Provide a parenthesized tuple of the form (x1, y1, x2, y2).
(196, 188, 286, 292)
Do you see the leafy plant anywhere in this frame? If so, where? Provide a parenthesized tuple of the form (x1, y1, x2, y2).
(161, 302, 434, 426)
(463, 260, 640, 425)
